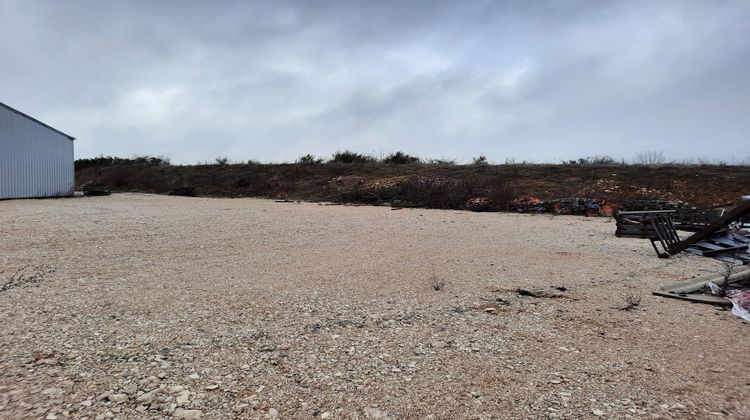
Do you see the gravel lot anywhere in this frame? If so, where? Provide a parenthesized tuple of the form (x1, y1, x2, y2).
(1, 193, 747, 419)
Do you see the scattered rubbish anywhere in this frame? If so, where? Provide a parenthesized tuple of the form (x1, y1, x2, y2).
(82, 182, 111, 196)
(168, 186, 195, 196)
(515, 288, 566, 299)
(465, 197, 494, 212)
(510, 197, 617, 217)
(726, 289, 750, 322)
(653, 265, 750, 320)
(477, 303, 504, 314)
(658, 266, 750, 295)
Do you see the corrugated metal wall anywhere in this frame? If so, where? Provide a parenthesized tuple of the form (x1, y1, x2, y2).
(0, 105, 74, 199)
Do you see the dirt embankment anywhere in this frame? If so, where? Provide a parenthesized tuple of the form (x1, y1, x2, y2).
(75, 162, 750, 209)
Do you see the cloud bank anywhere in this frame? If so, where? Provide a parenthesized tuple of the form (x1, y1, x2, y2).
(1, 0, 749, 163)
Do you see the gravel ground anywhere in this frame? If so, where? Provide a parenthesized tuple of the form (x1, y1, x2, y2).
(0, 193, 747, 420)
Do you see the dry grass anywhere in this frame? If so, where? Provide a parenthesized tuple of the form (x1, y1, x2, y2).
(1, 265, 52, 292)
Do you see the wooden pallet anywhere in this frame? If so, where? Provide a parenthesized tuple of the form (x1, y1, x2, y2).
(649, 215, 682, 258)
(615, 208, 725, 238)
(616, 210, 675, 238)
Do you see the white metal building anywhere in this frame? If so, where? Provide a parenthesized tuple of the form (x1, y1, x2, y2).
(0, 102, 75, 199)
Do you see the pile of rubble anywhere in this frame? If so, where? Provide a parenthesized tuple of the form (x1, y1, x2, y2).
(614, 196, 750, 321)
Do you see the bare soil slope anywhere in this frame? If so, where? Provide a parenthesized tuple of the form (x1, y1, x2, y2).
(75, 163, 750, 209)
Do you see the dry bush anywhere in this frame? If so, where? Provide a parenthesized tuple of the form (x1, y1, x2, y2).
(635, 151, 666, 165)
(620, 293, 641, 311)
(716, 259, 738, 297)
(429, 273, 446, 291)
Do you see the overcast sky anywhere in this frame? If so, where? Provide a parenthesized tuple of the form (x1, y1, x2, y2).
(1, 0, 749, 164)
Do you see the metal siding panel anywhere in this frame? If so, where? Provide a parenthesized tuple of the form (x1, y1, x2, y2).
(0, 106, 74, 199)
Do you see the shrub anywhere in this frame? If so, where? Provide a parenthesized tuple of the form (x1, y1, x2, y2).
(236, 176, 251, 187)
(564, 156, 619, 166)
(296, 154, 323, 165)
(429, 273, 446, 291)
(634, 151, 666, 165)
(215, 156, 230, 165)
(472, 155, 488, 165)
(74, 155, 170, 170)
(383, 151, 420, 164)
(620, 293, 641, 310)
(425, 158, 456, 166)
(341, 176, 481, 210)
(330, 150, 375, 164)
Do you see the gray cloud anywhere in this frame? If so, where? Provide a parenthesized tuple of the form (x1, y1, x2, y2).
(1, 0, 748, 163)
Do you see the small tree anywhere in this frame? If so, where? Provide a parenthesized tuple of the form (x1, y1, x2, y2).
(214, 156, 230, 165)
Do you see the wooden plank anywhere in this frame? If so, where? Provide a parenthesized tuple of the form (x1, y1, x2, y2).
(711, 236, 748, 247)
(652, 291, 732, 306)
(702, 245, 748, 256)
(617, 210, 676, 216)
(693, 242, 730, 251)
